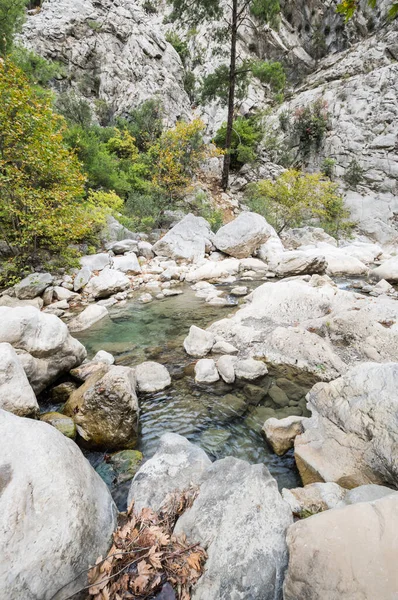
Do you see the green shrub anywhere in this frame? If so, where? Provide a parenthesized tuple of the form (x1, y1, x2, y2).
(184, 70, 196, 102)
(343, 158, 364, 188)
(142, 0, 158, 14)
(321, 158, 336, 179)
(0, 0, 26, 56)
(214, 116, 263, 170)
(292, 99, 330, 158)
(187, 190, 223, 232)
(56, 91, 93, 128)
(117, 99, 163, 152)
(246, 169, 352, 237)
(10, 46, 65, 87)
(165, 31, 189, 64)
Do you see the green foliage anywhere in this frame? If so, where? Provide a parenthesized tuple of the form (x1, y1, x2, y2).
(321, 158, 336, 179)
(86, 19, 102, 31)
(343, 158, 364, 188)
(142, 0, 158, 14)
(292, 99, 330, 158)
(200, 65, 238, 105)
(250, 0, 281, 28)
(10, 45, 65, 87)
(165, 31, 189, 64)
(214, 116, 262, 170)
(56, 91, 93, 128)
(0, 0, 27, 56)
(337, 0, 397, 21)
(0, 60, 119, 283)
(187, 190, 224, 232)
(249, 60, 286, 93)
(246, 169, 352, 236)
(184, 70, 196, 102)
(117, 99, 163, 152)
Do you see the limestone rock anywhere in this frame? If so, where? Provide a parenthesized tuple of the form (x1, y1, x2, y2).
(175, 457, 293, 600)
(15, 272, 53, 299)
(263, 415, 306, 456)
(52, 286, 78, 301)
(112, 253, 141, 274)
(216, 354, 236, 384)
(0, 409, 117, 600)
(73, 266, 92, 292)
(183, 325, 214, 358)
(108, 239, 138, 255)
(68, 305, 109, 333)
(294, 362, 398, 488)
(283, 494, 398, 600)
(214, 212, 274, 259)
(135, 361, 171, 393)
(371, 256, 398, 282)
(153, 214, 214, 262)
(40, 411, 77, 439)
(64, 365, 139, 450)
(211, 340, 238, 354)
(127, 433, 211, 513)
(0, 342, 38, 417)
(282, 482, 347, 516)
(234, 358, 268, 380)
(275, 251, 327, 277)
(80, 253, 110, 272)
(195, 358, 219, 384)
(0, 306, 86, 393)
(336, 483, 396, 507)
(185, 258, 240, 283)
(85, 269, 130, 299)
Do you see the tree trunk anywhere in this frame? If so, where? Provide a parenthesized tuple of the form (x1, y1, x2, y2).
(221, 0, 238, 191)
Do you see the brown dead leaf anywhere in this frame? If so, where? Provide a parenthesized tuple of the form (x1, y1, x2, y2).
(133, 574, 150, 594)
(186, 552, 202, 572)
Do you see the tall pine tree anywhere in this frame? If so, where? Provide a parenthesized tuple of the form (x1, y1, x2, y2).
(169, 0, 282, 189)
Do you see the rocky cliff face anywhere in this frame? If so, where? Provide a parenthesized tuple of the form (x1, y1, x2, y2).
(21, 0, 398, 242)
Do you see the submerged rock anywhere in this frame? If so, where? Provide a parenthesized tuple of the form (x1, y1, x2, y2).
(0, 409, 117, 600)
(283, 494, 398, 600)
(0, 306, 86, 394)
(0, 342, 38, 417)
(135, 361, 171, 393)
(64, 365, 139, 450)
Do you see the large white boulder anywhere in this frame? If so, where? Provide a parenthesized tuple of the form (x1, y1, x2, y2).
(283, 494, 398, 600)
(175, 456, 293, 600)
(85, 269, 130, 298)
(294, 363, 398, 488)
(14, 272, 53, 299)
(111, 253, 141, 274)
(0, 343, 38, 417)
(0, 306, 86, 393)
(64, 365, 139, 450)
(135, 361, 171, 392)
(274, 251, 327, 277)
(68, 304, 109, 333)
(153, 214, 214, 262)
(195, 358, 220, 383)
(127, 433, 211, 512)
(371, 256, 398, 282)
(184, 325, 215, 357)
(214, 212, 274, 258)
(80, 252, 110, 271)
(0, 409, 117, 600)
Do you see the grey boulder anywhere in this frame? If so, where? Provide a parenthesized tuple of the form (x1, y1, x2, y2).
(85, 269, 130, 298)
(15, 272, 53, 299)
(0, 342, 38, 417)
(0, 409, 117, 600)
(153, 214, 214, 262)
(214, 212, 274, 259)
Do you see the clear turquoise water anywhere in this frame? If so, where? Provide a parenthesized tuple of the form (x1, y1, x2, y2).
(76, 284, 310, 509)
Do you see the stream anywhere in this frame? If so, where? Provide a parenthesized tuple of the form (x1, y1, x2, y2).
(72, 280, 320, 509)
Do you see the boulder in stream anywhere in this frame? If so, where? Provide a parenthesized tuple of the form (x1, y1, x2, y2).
(135, 361, 171, 392)
(0, 342, 38, 417)
(214, 212, 274, 259)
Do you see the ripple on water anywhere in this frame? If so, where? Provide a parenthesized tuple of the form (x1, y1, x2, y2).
(76, 283, 310, 509)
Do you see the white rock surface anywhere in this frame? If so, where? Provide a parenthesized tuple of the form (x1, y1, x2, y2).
(371, 256, 398, 282)
(112, 253, 142, 274)
(73, 266, 92, 292)
(0, 343, 38, 417)
(68, 305, 109, 332)
(184, 325, 215, 357)
(127, 433, 211, 512)
(0, 409, 117, 600)
(135, 361, 171, 392)
(108, 239, 138, 255)
(14, 273, 53, 299)
(80, 252, 110, 272)
(153, 214, 214, 262)
(282, 482, 347, 515)
(263, 415, 306, 456)
(234, 358, 268, 380)
(214, 212, 274, 259)
(85, 269, 130, 298)
(0, 306, 86, 393)
(216, 355, 236, 383)
(195, 358, 219, 384)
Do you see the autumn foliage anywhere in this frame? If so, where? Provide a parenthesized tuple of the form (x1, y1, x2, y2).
(85, 489, 206, 600)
